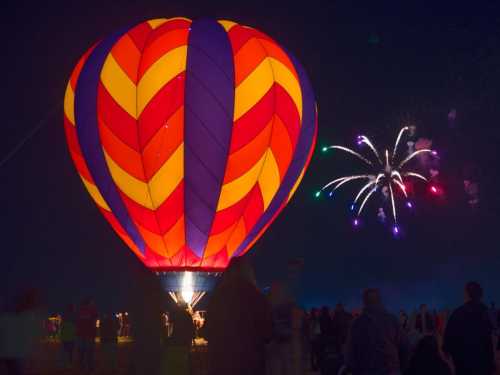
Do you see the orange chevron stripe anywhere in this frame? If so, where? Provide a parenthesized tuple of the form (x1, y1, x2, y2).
(138, 72, 185, 150)
(99, 117, 146, 181)
(227, 25, 255, 54)
(203, 222, 237, 258)
(111, 34, 142, 84)
(138, 28, 190, 81)
(269, 115, 293, 180)
(226, 219, 247, 257)
(234, 37, 267, 86)
(163, 215, 185, 257)
(254, 37, 298, 82)
(223, 118, 273, 184)
(142, 105, 184, 180)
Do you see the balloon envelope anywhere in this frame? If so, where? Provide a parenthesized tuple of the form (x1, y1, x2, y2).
(63, 18, 317, 272)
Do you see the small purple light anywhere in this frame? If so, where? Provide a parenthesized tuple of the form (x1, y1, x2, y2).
(431, 150, 438, 156)
(406, 201, 413, 208)
(393, 225, 399, 235)
(350, 204, 355, 211)
(354, 219, 359, 226)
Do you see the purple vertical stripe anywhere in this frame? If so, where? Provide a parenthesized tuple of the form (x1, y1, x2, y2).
(184, 19, 234, 258)
(74, 30, 145, 253)
(233, 53, 317, 257)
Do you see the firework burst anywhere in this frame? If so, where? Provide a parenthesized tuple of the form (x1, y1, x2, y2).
(318, 127, 437, 234)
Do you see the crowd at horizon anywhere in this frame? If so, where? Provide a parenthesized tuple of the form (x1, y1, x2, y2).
(0, 258, 499, 375)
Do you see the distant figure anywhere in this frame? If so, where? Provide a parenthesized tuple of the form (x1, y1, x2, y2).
(100, 312, 119, 372)
(76, 298, 98, 373)
(309, 308, 321, 371)
(399, 310, 409, 331)
(404, 335, 452, 375)
(331, 303, 352, 353)
(443, 281, 495, 375)
(0, 289, 45, 375)
(266, 281, 304, 375)
(415, 304, 435, 335)
(207, 257, 272, 375)
(345, 288, 410, 375)
(164, 302, 195, 375)
(59, 304, 76, 369)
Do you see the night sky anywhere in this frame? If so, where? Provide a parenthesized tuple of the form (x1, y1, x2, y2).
(1, 0, 499, 313)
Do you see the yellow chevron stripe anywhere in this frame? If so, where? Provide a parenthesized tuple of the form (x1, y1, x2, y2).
(64, 82, 75, 125)
(103, 150, 155, 210)
(218, 20, 237, 32)
(257, 149, 281, 210)
(80, 175, 110, 211)
(233, 57, 302, 121)
(137, 46, 188, 116)
(149, 143, 184, 208)
(147, 18, 167, 29)
(217, 152, 267, 211)
(100, 54, 137, 119)
(234, 58, 274, 121)
(268, 57, 303, 121)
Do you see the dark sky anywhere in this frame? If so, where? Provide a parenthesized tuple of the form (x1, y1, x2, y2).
(1, 0, 499, 313)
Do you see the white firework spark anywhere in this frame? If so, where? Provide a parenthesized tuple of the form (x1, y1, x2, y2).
(318, 127, 437, 232)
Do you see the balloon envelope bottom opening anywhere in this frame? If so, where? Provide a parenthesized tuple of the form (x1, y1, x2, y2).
(157, 271, 221, 308)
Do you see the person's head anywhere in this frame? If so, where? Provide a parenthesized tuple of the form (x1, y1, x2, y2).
(465, 281, 483, 303)
(362, 288, 382, 309)
(311, 308, 318, 317)
(268, 281, 292, 307)
(320, 306, 330, 316)
(464, 179, 471, 188)
(490, 302, 495, 309)
(335, 303, 344, 313)
(221, 257, 256, 287)
(419, 304, 427, 313)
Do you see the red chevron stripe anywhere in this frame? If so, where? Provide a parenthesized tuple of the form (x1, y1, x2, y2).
(274, 83, 300, 151)
(269, 115, 294, 181)
(138, 72, 185, 150)
(127, 22, 154, 51)
(230, 85, 275, 153)
(223, 119, 272, 184)
(243, 184, 265, 230)
(142, 105, 184, 180)
(227, 25, 254, 54)
(209, 193, 251, 235)
(64, 117, 93, 182)
(97, 82, 140, 151)
(138, 28, 190, 81)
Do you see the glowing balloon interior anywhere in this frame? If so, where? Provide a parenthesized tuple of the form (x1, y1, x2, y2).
(63, 17, 317, 302)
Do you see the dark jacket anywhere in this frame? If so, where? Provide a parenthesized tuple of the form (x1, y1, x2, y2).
(345, 306, 409, 375)
(443, 301, 495, 375)
(207, 279, 272, 375)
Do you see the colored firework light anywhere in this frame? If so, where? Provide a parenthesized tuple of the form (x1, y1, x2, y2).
(317, 127, 438, 232)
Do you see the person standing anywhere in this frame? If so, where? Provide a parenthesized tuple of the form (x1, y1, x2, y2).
(76, 298, 98, 373)
(164, 302, 195, 375)
(207, 257, 272, 375)
(100, 312, 119, 373)
(443, 282, 495, 375)
(59, 304, 76, 369)
(415, 304, 435, 335)
(345, 288, 410, 375)
(404, 335, 452, 375)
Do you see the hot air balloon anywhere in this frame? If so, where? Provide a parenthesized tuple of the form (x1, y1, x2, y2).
(63, 17, 317, 307)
